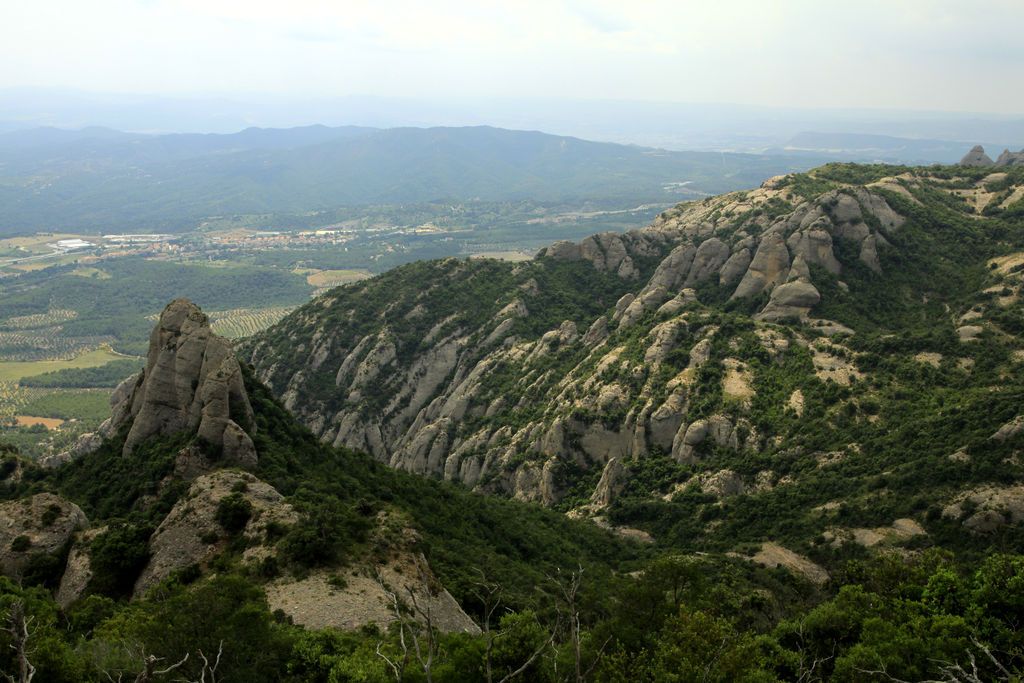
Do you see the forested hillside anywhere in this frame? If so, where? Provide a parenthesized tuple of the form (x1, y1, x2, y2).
(0, 125, 837, 235)
(246, 160, 1024, 570)
(0, 163, 1022, 681)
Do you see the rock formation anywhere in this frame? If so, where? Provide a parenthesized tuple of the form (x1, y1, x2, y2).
(245, 167, 1024, 516)
(994, 148, 1024, 167)
(960, 145, 995, 167)
(961, 145, 1024, 167)
(0, 493, 88, 577)
(133, 470, 296, 597)
(50, 298, 257, 469)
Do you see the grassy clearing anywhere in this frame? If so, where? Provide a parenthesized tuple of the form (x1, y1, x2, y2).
(469, 250, 535, 261)
(304, 269, 371, 288)
(21, 389, 111, 421)
(0, 346, 129, 382)
(70, 267, 112, 279)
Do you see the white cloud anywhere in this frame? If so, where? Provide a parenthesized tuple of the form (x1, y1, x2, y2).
(1, 0, 1022, 111)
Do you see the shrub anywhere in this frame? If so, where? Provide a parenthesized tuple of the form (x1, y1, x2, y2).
(215, 493, 253, 534)
(41, 503, 62, 526)
(88, 521, 153, 597)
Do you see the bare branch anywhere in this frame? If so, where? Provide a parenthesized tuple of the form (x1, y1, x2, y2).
(375, 641, 403, 682)
(406, 586, 436, 683)
(192, 640, 222, 683)
(971, 636, 1013, 680)
(1, 601, 36, 683)
(497, 627, 558, 683)
(375, 574, 410, 682)
(469, 568, 506, 683)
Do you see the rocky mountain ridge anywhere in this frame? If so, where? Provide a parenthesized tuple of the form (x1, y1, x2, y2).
(243, 162, 1024, 556)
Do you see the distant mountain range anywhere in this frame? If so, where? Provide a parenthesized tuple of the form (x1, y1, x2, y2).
(3, 88, 1023, 152)
(0, 124, 839, 236)
(781, 131, 1017, 164)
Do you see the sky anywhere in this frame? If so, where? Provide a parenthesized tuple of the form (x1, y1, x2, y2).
(3, 0, 1024, 114)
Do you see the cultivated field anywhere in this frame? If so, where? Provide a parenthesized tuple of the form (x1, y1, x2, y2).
(209, 306, 296, 339)
(1, 309, 78, 329)
(0, 345, 128, 382)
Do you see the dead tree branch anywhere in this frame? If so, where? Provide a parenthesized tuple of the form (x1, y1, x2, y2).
(0, 600, 35, 683)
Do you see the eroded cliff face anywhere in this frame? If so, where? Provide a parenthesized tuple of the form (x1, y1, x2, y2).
(48, 298, 257, 469)
(122, 298, 256, 464)
(244, 168, 1024, 510)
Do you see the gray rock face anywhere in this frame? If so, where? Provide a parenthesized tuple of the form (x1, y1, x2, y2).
(684, 238, 730, 287)
(0, 493, 88, 578)
(859, 234, 883, 273)
(120, 299, 256, 467)
(648, 391, 687, 450)
(647, 244, 697, 291)
(787, 229, 841, 275)
(719, 248, 752, 284)
(589, 458, 630, 508)
(831, 194, 863, 224)
(617, 285, 670, 328)
(582, 316, 610, 346)
(55, 527, 105, 607)
(544, 240, 583, 260)
(990, 415, 1024, 441)
(672, 415, 738, 462)
(995, 149, 1024, 167)
(960, 145, 995, 167)
(732, 230, 791, 300)
(853, 189, 904, 232)
(755, 280, 821, 321)
(581, 232, 636, 277)
(134, 471, 297, 598)
(644, 321, 682, 367)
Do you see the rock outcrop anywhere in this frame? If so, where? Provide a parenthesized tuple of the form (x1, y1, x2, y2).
(123, 299, 256, 463)
(994, 148, 1024, 167)
(245, 167, 1024, 516)
(54, 299, 258, 470)
(133, 470, 296, 597)
(0, 493, 88, 578)
(960, 145, 995, 167)
(962, 145, 1024, 168)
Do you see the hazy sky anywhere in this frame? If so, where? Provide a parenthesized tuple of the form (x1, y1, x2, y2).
(4, 0, 1024, 114)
